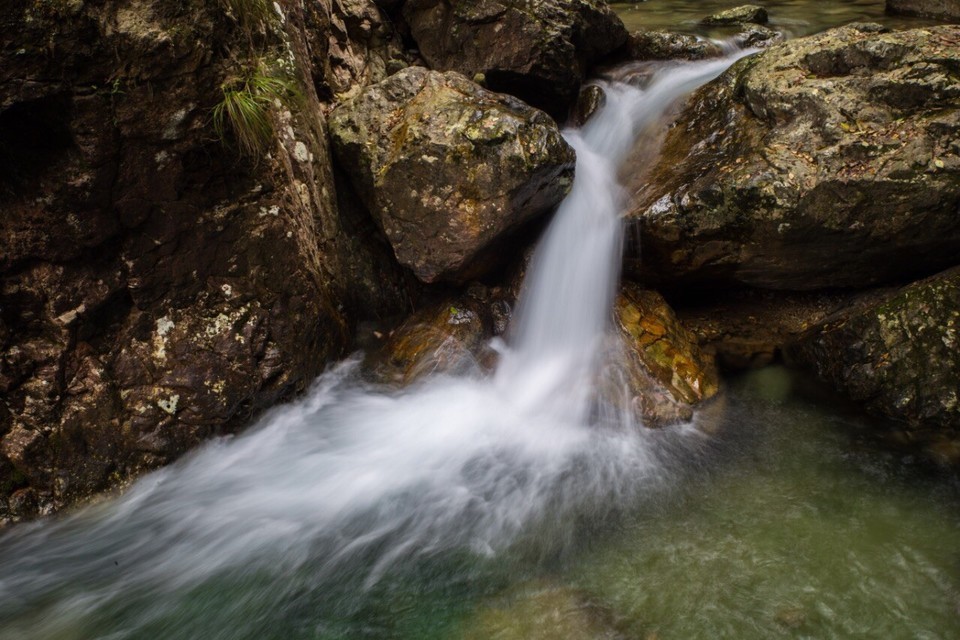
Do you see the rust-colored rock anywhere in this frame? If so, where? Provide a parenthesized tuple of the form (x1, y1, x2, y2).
(367, 287, 512, 384)
(613, 284, 720, 426)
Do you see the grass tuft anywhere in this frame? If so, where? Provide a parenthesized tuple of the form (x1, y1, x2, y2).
(213, 67, 299, 159)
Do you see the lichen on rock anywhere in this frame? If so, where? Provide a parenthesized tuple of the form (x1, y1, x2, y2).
(625, 24, 960, 291)
(790, 266, 960, 432)
(329, 66, 576, 284)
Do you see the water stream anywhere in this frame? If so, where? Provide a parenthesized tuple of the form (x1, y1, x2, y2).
(1, 43, 958, 640)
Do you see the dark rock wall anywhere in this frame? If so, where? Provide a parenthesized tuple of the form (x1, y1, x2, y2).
(0, 0, 415, 521)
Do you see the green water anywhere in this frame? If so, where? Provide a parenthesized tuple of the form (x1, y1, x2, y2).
(453, 368, 960, 639)
(611, 0, 939, 36)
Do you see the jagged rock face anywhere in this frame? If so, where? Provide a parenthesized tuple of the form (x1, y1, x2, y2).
(329, 67, 576, 283)
(790, 267, 960, 431)
(400, 0, 628, 118)
(613, 285, 720, 426)
(625, 25, 960, 291)
(887, 0, 960, 20)
(303, 0, 410, 100)
(0, 0, 413, 521)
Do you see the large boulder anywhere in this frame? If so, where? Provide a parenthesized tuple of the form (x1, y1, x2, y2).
(400, 0, 628, 118)
(329, 66, 576, 283)
(790, 267, 960, 431)
(0, 0, 413, 522)
(886, 0, 960, 20)
(625, 25, 960, 290)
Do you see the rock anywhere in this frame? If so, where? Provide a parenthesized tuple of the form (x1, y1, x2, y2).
(613, 285, 720, 426)
(789, 267, 960, 431)
(774, 607, 807, 629)
(0, 0, 416, 520)
(460, 582, 627, 640)
(733, 25, 785, 49)
(367, 286, 512, 384)
(701, 4, 769, 26)
(572, 84, 607, 126)
(329, 67, 576, 283)
(401, 0, 628, 118)
(623, 30, 723, 61)
(625, 25, 960, 290)
(676, 290, 853, 371)
(887, 0, 960, 20)
(304, 0, 411, 100)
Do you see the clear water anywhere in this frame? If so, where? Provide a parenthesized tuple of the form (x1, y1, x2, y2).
(611, 0, 938, 37)
(459, 368, 960, 640)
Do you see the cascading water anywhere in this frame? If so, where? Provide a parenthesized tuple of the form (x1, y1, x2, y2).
(0, 51, 751, 639)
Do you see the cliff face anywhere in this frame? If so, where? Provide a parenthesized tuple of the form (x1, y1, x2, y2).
(0, 0, 414, 521)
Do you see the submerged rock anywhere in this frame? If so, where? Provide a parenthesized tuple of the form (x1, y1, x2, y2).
(460, 582, 627, 640)
(614, 285, 720, 426)
(790, 267, 960, 431)
(626, 25, 960, 290)
(401, 0, 628, 118)
(330, 67, 575, 283)
(887, 0, 960, 20)
(701, 4, 769, 26)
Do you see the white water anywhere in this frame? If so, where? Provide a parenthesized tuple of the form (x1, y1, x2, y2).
(0, 53, 750, 639)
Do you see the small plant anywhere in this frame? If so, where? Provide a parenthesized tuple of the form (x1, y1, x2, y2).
(213, 66, 299, 159)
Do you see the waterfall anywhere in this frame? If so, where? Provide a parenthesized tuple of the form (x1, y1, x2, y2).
(0, 51, 751, 640)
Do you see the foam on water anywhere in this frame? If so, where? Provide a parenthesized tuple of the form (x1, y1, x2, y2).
(0, 51, 751, 639)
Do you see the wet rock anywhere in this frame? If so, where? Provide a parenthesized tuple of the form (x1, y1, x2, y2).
(623, 30, 723, 61)
(329, 66, 576, 283)
(701, 4, 769, 26)
(614, 285, 720, 426)
(790, 267, 960, 431)
(677, 290, 853, 371)
(401, 0, 628, 118)
(367, 286, 512, 384)
(733, 25, 785, 49)
(625, 25, 960, 290)
(887, 0, 960, 20)
(572, 84, 607, 126)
